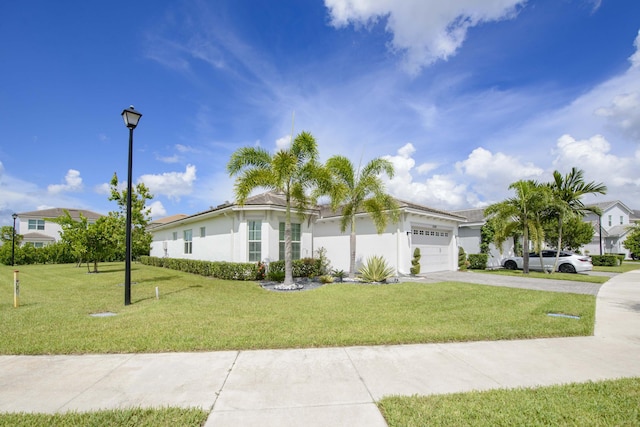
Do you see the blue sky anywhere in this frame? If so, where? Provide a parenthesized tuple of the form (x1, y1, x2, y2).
(2, 0, 639, 226)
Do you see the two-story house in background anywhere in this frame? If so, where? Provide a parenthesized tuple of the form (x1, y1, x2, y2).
(583, 201, 638, 258)
(15, 208, 103, 247)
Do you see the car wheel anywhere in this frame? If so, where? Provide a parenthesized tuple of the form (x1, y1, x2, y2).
(558, 263, 576, 274)
(504, 260, 517, 270)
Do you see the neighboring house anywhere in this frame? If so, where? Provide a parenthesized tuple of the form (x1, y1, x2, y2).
(148, 192, 466, 275)
(15, 208, 103, 247)
(148, 214, 188, 230)
(453, 208, 514, 268)
(583, 201, 636, 259)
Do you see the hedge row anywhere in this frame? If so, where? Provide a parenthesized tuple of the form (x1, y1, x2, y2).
(140, 256, 260, 281)
(591, 254, 623, 267)
(265, 258, 324, 280)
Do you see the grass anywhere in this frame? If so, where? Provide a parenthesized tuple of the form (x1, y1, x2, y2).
(477, 269, 609, 283)
(595, 260, 640, 274)
(0, 262, 595, 355)
(0, 407, 208, 427)
(378, 377, 640, 426)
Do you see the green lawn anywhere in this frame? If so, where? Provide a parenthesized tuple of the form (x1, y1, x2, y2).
(0, 407, 208, 427)
(595, 260, 640, 274)
(378, 377, 640, 426)
(478, 269, 609, 283)
(1, 262, 594, 355)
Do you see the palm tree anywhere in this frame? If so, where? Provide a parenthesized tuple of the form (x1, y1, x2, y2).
(323, 155, 399, 278)
(548, 167, 607, 272)
(485, 180, 551, 274)
(227, 131, 324, 288)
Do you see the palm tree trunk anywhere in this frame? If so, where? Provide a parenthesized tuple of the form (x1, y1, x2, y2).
(349, 217, 356, 279)
(523, 226, 530, 274)
(553, 217, 563, 273)
(284, 196, 294, 286)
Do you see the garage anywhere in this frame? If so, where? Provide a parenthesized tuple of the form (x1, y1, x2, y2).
(411, 226, 453, 272)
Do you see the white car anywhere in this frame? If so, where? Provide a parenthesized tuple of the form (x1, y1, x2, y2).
(502, 250, 593, 274)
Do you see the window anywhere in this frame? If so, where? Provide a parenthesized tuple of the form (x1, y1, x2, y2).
(248, 220, 262, 262)
(184, 229, 192, 254)
(34, 242, 44, 248)
(608, 215, 612, 227)
(200, 226, 206, 238)
(172, 232, 178, 241)
(28, 219, 45, 230)
(279, 222, 301, 260)
(620, 216, 624, 225)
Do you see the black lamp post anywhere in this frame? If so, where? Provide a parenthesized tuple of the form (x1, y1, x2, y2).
(11, 213, 17, 266)
(121, 105, 142, 306)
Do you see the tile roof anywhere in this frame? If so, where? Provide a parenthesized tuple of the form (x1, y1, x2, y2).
(17, 208, 103, 221)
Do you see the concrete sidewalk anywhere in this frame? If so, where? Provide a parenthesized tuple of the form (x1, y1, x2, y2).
(0, 271, 639, 426)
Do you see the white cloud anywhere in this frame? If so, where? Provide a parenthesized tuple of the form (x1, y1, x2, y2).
(383, 143, 469, 209)
(456, 147, 544, 181)
(325, 0, 526, 73)
(275, 134, 292, 150)
(595, 91, 640, 140)
(147, 201, 167, 219)
(47, 169, 83, 194)
(551, 134, 638, 187)
(176, 144, 196, 153)
(156, 154, 181, 163)
(138, 164, 197, 201)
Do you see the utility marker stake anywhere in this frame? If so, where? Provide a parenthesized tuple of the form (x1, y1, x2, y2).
(155, 286, 159, 300)
(13, 270, 20, 308)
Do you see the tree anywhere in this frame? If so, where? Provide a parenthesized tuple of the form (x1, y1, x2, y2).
(544, 216, 595, 252)
(484, 180, 551, 274)
(52, 211, 120, 272)
(548, 167, 606, 271)
(0, 226, 23, 265)
(623, 225, 640, 259)
(227, 131, 325, 288)
(108, 173, 153, 260)
(322, 156, 398, 278)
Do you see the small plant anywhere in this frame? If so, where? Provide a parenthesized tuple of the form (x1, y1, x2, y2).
(458, 247, 468, 271)
(358, 255, 395, 283)
(410, 247, 421, 275)
(314, 246, 331, 275)
(266, 270, 285, 282)
(319, 274, 334, 284)
(332, 269, 346, 282)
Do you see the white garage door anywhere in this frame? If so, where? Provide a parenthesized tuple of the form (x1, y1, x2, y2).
(411, 227, 452, 272)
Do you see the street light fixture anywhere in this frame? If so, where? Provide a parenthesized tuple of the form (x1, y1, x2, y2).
(11, 213, 18, 266)
(121, 105, 142, 306)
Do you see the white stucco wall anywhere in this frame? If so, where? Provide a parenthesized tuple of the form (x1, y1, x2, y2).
(457, 225, 513, 268)
(149, 209, 314, 264)
(313, 212, 460, 275)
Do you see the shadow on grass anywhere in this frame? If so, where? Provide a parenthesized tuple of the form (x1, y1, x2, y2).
(133, 285, 203, 303)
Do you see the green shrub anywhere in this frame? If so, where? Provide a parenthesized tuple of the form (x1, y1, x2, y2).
(468, 253, 488, 270)
(266, 270, 285, 282)
(267, 258, 322, 279)
(410, 248, 421, 275)
(591, 255, 619, 267)
(332, 269, 346, 282)
(319, 274, 334, 284)
(458, 247, 468, 271)
(359, 255, 395, 282)
(140, 256, 259, 280)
